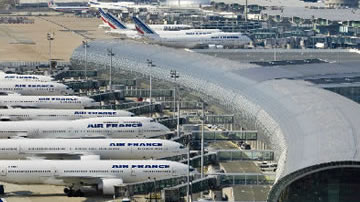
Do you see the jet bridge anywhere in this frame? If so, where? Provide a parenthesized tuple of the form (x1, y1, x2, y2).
(172, 130, 258, 149)
(163, 149, 274, 168)
(115, 173, 275, 201)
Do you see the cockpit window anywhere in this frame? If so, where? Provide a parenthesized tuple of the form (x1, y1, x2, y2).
(180, 145, 185, 149)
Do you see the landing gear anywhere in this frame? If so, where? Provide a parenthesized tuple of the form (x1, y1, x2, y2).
(64, 187, 84, 197)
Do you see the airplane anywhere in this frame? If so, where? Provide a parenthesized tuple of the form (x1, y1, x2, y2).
(100, 9, 215, 38)
(0, 71, 54, 82)
(0, 160, 190, 196)
(0, 81, 73, 95)
(90, 0, 157, 12)
(133, 16, 253, 49)
(99, 9, 139, 38)
(0, 95, 99, 109)
(0, 139, 186, 160)
(48, 0, 89, 13)
(0, 117, 171, 139)
(98, 8, 192, 32)
(89, 0, 135, 10)
(0, 108, 133, 121)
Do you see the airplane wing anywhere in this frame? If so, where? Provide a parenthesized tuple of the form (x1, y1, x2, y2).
(55, 176, 121, 186)
(25, 153, 100, 160)
(58, 134, 108, 139)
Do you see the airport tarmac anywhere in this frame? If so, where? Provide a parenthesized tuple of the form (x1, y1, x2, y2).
(0, 15, 113, 62)
(220, 161, 271, 201)
(0, 181, 148, 202)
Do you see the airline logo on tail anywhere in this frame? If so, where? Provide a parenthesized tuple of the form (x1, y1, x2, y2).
(48, 0, 56, 8)
(132, 16, 156, 35)
(106, 12, 127, 30)
(98, 8, 109, 23)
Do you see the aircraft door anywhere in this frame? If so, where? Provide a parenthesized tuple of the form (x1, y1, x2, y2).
(28, 128, 40, 138)
(131, 167, 136, 176)
(0, 167, 7, 176)
(53, 167, 60, 177)
(137, 127, 143, 138)
(18, 144, 24, 154)
(172, 167, 177, 176)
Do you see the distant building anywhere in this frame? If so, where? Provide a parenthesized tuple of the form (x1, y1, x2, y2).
(163, 0, 210, 7)
(324, 0, 358, 8)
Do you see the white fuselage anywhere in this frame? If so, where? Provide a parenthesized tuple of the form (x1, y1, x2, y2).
(146, 32, 252, 48)
(0, 108, 133, 121)
(0, 160, 187, 185)
(0, 72, 53, 82)
(0, 139, 186, 160)
(0, 81, 73, 95)
(0, 95, 98, 109)
(0, 117, 171, 139)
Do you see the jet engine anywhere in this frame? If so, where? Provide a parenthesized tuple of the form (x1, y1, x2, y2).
(98, 178, 123, 195)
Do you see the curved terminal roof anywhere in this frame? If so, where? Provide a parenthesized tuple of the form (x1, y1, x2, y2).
(71, 39, 360, 201)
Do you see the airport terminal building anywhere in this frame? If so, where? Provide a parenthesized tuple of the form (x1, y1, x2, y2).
(72, 40, 360, 201)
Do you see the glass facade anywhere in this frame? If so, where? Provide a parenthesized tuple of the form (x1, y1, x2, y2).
(325, 87, 360, 104)
(278, 167, 360, 202)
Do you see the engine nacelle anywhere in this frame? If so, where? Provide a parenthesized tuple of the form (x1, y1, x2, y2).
(98, 178, 123, 195)
(80, 155, 100, 160)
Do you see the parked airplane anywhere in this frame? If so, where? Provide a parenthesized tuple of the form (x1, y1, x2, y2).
(0, 139, 186, 160)
(48, 0, 89, 13)
(133, 16, 252, 48)
(0, 71, 54, 82)
(89, 0, 135, 10)
(90, 0, 156, 12)
(0, 117, 171, 139)
(0, 81, 73, 95)
(99, 9, 191, 33)
(101, 9, 214, 38)
(0, 95, 98, 109)
(100, 9, 139, 38)
(0, 160, 190, 196)
(0, 108, 133, 121)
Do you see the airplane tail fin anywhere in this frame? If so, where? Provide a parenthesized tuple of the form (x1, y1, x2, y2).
(132, 16, 158, 36)
(98, 8, 109, 23)
(106, 12, 128, 30)
(48, 0, 56, 8)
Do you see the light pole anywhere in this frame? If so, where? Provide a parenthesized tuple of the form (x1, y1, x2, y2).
(147, 59, 155, 105)
(200, 102, 205, 198)
(170, 70, 180, 136)
(107, 48, 114, 92)
(47, 32, 55, 74)
(153, 178, 157, 202)
(82, 40, 88, 81)
(170, 70, 179, 116)
(147, 59, 156, 117)
(186, 135, 191, 202)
